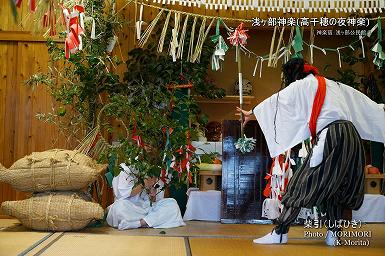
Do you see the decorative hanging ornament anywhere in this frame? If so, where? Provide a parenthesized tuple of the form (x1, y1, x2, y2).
(136, 4, 145, 40)
(371, 17, 385, 69)
(210, 18, 229, 71)
(10, 0, 36, 14)
(234, 134, 256, 154)
(63, 5, 85, 59)
(291, 26, 303, 59)
(227, 22, 249, 47)
(161, 127, 174, 184)
(169, 12, 181, 62)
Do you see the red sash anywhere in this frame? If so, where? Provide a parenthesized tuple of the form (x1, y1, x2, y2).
(309, 75, 326, 141)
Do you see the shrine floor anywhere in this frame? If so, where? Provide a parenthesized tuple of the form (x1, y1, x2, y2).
(1, 219, 384, 256)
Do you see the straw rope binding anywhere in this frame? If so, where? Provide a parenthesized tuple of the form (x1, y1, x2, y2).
(0, 149, 107, 192)
(1, 191, 104, 231)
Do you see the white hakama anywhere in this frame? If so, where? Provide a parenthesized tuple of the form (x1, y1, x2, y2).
(106, 165, 185, 230)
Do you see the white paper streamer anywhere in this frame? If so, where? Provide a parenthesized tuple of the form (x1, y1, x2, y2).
(310, 44, 327, 64)
(336, 47, 342, 68)
(87, 17, 95, 39)
(106, 35, 118, 52)
(359, 35, 365, 58)
(367, 23, 378, 37)
(259, 58, 265, 78)
(253, 57, 260, 77)
(136, 4, 144, 40)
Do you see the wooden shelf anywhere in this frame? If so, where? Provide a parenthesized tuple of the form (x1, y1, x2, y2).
(194, 95, 255, 105)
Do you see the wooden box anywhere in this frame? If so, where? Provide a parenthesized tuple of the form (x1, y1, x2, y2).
(365, 174, 385, 194)
(199, 170, 222, 191)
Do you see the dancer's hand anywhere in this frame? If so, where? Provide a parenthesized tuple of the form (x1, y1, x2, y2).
(148, 187, 157, 202)
(144, 177, 157, 188)
(235, 107, 254, 126)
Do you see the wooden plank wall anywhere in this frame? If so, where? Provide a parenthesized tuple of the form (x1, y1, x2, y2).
(0, 0, 139, 212)
(0, 41, 65, 208)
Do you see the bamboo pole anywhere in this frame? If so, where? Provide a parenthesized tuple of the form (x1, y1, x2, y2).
(236, 44, 244, 137)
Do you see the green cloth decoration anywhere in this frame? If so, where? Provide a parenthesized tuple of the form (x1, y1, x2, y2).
(210, 18, 229, 71)
(234, 135, 257, 154)
(105, 172, 113, 188)
(291, 26, 303, 59)
(104, 153, 117, 188)
(162, 127, 173, 180)
(371, 17, 385, 69)
(9, 0, 17, 21)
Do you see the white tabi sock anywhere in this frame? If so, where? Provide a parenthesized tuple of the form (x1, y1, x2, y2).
(253, 230, 288, 244)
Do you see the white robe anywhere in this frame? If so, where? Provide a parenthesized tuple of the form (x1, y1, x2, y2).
(253, 74, 385, 159)
(106, 165, 186, 230)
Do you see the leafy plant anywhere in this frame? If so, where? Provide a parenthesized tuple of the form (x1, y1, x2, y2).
(27, 6, 226, 191)
(141, 16, 226, 99)
(26, 0, 123, 143)
(106, 18, 227, 188)
(324, 49, 366, 90)
(199, 152, 221, 163)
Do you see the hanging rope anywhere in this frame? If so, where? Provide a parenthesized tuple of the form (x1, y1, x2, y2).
(177, 15, 189, 60)
(273, 27, 285, 67)
(131, 0, 385, 77)
(138, 9, 164, 47)
(187, 16, 198, 62)
(158, 11, 172, 53)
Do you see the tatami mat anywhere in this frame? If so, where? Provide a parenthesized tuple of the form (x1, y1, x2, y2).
(39, 234, 187, 256)
(189, 237, 385, 256)
(0, 229, 51, 256)
(0, 219, 384, 256)
(81, 221, 280, 238)
(81, 221, 385, 240)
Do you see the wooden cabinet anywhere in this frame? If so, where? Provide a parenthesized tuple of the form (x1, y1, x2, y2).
(221, 120, 271, 224)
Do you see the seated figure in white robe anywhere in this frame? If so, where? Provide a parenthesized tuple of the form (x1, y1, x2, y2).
(106, 163, 186, 230)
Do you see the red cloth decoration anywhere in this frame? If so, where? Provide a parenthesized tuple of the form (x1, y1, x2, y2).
(160, 169, 168, 183)
(73, 5, 85, 13)
(15, 0, 22, 8)
(263, 155, 284, 198)
(162, 127, 173, 135)
(228, 23, 249, 46)
(131, 124, 144, 147)
(176, 148, 184, 155)
(131, 135, 143, 147)
(263, 154, 291, 200)
(29, 0, 36, 12)
(303, 63, 319, 75)
(62, 6, 84, 59)
(308, 75, 326, 141)
(186, 144, 196, 152)
(43, 12, 49, 27)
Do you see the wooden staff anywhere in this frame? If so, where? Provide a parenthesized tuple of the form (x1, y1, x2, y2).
(236, 44, 244, 137)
